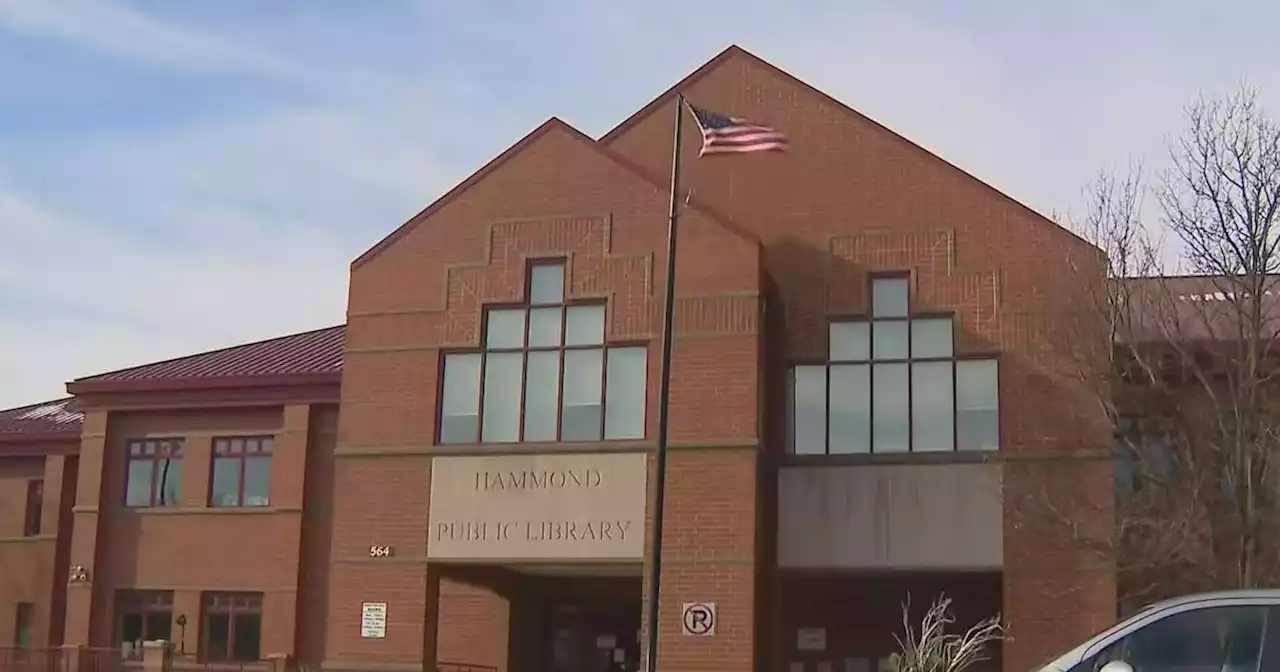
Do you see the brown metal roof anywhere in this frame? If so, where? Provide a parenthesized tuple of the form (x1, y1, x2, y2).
(0, 398, 84, 438)
(1122, 276, 1280, 343)
(72, 324, 345, 385)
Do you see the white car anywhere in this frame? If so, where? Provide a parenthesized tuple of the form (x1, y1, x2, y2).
(1036, 590, 1280, 671)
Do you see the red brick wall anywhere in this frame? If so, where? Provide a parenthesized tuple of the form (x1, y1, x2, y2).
(295, 405, 338, 665)
(779, 573, 1003, 671)
(333, 120, 764, 671)
(0, 456, 55, 648)
(602, 51, 1115, 672)
(62, 405, 317, 658)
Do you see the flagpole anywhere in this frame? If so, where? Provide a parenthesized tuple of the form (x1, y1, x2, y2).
(644, 91, 684, 672)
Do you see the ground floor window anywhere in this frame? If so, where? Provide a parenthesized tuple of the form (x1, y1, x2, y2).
(12, 602, 32, 648)
(201, 592, 262, 662)
(116, 590, 173, 659)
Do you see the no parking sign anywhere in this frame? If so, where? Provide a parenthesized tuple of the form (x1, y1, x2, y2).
(681, 602, 716, 636)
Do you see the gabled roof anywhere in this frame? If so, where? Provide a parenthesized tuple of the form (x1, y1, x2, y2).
(351, 115, 760, 270)
(0, 398, 83, 439)
(599, 44, 1096, 254)
(67, 324, 345, 394)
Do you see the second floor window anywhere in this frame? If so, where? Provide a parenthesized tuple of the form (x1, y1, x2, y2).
(125, 439, 183, 507)
(23, 480, 42, 536)
(210, 437, 273, 507)
(439, 262, 649, 444)
(789, 275, 1000, 455)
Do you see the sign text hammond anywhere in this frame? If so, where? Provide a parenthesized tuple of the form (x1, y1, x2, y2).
(427, 452, 647, 561)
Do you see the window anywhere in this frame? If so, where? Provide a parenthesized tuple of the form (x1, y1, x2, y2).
(23, 480, 42, 536)
(1083, 605, 1268, 671)
(202, 592, 262, 662)
(116, 590, 173, 660)
(439, 262, 648, 444)
(210, 437, 272, 507)
(124, 439, 183, 508)
(1114, 416, 1176, 492)
(789, 275, 1000, 454)
(13, 603, 32, 648)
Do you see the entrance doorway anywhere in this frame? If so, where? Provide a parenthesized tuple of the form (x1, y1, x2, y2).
(546, 600, 640, 672)
(508, 570, 642, 672)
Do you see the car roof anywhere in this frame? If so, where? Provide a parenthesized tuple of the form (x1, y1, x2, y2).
(1139, 589, 1280, 613)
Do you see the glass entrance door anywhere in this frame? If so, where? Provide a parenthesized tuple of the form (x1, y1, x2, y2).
(547, 602, 640, 672)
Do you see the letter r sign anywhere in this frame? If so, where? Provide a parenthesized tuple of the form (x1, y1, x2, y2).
(681, 602, 716, 636)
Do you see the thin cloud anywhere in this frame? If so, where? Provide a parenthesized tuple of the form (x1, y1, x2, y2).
(0, 0, 315, 83)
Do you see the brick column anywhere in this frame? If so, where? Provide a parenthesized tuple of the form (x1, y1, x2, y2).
(642, 448, 760, 672)
(179, 436, 213, 508)
(40, 454, 72, 647)
(63, 410, 109, 646)
(1002, 458, 1116, 672)
(262, 404, 310, 656)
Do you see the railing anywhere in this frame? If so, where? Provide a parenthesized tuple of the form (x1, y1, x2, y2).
(169, 655, 274, 672)
(0, 647, 129, 672)
(0, 649, 486, 672)
(436, 662, 497, 672)
(0, 648, 60, 672)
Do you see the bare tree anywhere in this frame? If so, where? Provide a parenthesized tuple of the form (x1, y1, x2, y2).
(1022, 84, 1280, 611)
(887, 594, 1004, 672)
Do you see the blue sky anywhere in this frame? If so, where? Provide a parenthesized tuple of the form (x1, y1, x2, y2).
(2, 0, 1279, 408)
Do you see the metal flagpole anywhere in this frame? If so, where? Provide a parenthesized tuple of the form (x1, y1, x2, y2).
(643, 91, 685, 672)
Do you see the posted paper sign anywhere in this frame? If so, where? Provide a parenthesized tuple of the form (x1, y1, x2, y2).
(361, 602, 388, 638)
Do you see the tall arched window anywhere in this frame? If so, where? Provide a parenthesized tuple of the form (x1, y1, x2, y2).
(789, 275, 1000, 455)
(438, 261, 648, 444)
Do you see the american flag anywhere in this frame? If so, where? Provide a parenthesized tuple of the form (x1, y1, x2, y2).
(687, 103, 789, 156)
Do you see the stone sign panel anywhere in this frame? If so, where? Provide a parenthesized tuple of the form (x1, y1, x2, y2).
(427, 452, 647, 560)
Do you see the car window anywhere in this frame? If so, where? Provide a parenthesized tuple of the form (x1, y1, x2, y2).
(1082, 605, 1268, 672)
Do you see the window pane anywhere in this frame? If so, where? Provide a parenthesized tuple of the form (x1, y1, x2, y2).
(565, 305, 605, 346)
(912, 362, 955, 451)
(231, 613, 262, 661)
(911, 317, 953, 358)
(527, 307, 563, 347)
(205, 613, 230, 661)
(871, 277, 909, 318)
(828, 364, 870, 454)
(530, 264, 565, 304)
(157, 458, 181, 506)
(482, 353, 524, 442)
(15, 603, 32, 648)
(523, 351, 561, 441)
(872, 363, 909, 452)
(605, 347, 647, 439)
(562, 349, 603, 441)
(957, 359, 999, 451)
(829, 322, 869, 362)
(790, 366, 827, 455)
(243, 456, 271, 506)
(125, 460, 154, 507)
(485, 309, 526, 349)
(145, 610, 172, 641)
(210, 457, 241, 507)
(120, 613, 143, 647)
(872, 321, 908, 360)
(440, 354, 482, 444)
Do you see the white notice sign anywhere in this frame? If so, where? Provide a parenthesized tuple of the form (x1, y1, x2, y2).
(361, 602, 388, 638)
(796, 627, 826, 651)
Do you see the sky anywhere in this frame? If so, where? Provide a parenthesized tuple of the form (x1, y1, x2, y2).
(2, 0, 1279, 409)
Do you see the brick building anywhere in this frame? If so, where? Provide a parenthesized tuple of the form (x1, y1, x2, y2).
(0, 46, 1117, 672)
